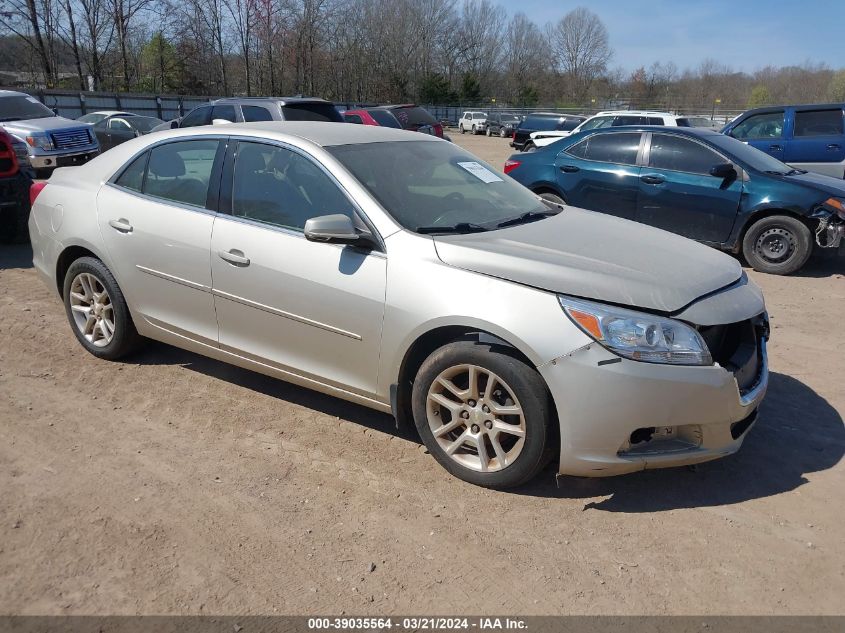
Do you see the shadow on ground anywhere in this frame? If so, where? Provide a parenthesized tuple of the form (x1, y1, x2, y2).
(0, 243, 33, 270)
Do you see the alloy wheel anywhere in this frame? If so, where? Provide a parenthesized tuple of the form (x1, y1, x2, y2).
(425, 364, 526, 472)
(69, 272, 115, 347)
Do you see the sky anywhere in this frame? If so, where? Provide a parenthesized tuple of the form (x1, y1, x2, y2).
(516, 0, 845, 74)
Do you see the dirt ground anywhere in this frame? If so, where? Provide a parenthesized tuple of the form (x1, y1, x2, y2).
(1, 132, 844, 616)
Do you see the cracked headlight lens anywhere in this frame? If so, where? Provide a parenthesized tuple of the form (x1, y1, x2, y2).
(559, 295, 712, 366)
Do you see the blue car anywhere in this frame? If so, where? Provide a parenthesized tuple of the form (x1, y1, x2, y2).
(722, 103, 845, 180)
(504, 127, 845, 274)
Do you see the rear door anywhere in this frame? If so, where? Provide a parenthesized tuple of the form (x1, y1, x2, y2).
(784, 106, 845, 178)
(727, 110, 786, 161)
(555, 131, 643, 220)
(637, 132, 741, 243)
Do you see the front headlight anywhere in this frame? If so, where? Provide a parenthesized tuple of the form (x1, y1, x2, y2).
(25, 134, 53, 151)
(559, 296, 712, 366)
(822, 197, 845, 220)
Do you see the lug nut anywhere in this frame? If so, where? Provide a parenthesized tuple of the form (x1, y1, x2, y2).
(482, 404, 490, 413)
(484, 420, 493, 430)
(468, 400, 476, 407)
(471, 424, 480, 433)
(461, 411, 469, 419)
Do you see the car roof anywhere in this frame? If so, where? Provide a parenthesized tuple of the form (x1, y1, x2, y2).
(149, 121, 437, 147)
(739, 103, 845, 114)
(89, 110, 134, 116)
(584, 125, 720, 137)
(0, 90, 30, 98)
(593, 110, 676, 117)
(211, 96, 335, 105)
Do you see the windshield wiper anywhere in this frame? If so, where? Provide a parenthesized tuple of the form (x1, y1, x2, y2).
(416, 222, 489, 235)
(786, 168, 807, 175)
(764, 170, 788, 176)
(496, 209, 559, 229)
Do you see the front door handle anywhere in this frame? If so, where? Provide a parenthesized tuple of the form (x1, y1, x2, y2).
(108, 218, 133, 233)
(769, 144, 782, 152)
(640, 174, 665, 185)
(559, 165, 580, 173)
(218, 249, 250, 266)
(827, 144, 840, 150)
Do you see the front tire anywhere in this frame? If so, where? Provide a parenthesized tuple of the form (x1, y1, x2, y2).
(460, 124, 466, 134)
(537, 191, 565, 206)
(63, 256, 142, 360)
(412, 341, 550, 489)
(472, 125, 477, 135)
(523, 142, 536, 152)
(486, 127, 492, 136)
(742, 215, 812, 275)
(499, 128, 507, 138)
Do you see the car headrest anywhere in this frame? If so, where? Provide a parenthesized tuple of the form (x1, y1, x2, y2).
(148, 149, 186, 177)
(266, 149, 293, 173)
(237, 146, 268, 174)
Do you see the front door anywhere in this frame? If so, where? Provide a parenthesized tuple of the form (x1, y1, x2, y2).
(555, 131, 643, 220)
(637, 133, 742, 243)
(728, 110, 786, 162)
(210, 140, 386, 396)
(96, 137, 224, 343)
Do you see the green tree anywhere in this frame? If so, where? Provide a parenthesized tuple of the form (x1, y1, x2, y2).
(747, 84, 772, 108)
(419, 74, 454, 104)
(516, 85, 539, 107)
(460, 74, 482, 104)
(827, 70, 845, 102)
(140, 32, 179, 93)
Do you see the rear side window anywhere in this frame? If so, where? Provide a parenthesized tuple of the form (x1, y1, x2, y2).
(613, 116, 649, 126)
(557, 118, 582, 131)
(647, 117, 664, 125)
(391, 106, 437, 129)
(242, 105, 274, 122)
(280, 103, 342, 122)
(180, 105, 212, 128)
(344, 114, 364, 124)
(794, 109, 844, 137)
(114, 152, 148, 192)
(649, 134, 722, 174)
(730, 111, 784, 140)
(567, 133, 641, 165)
(211, 104, 237, 122)
(144, 140, 220, 208)
(367, 110, 401, 128)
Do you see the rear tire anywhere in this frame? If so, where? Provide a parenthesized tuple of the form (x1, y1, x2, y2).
(499, 128, 507, 138)
(460, 125, 466, 134)
(742, 215, 812, 275)
(62, 257, 143, 360)
(523, 142, 536, 152)
(412, 340, 550, 489)
(486, 127, 492, 136)
(472, 125, 477, 135)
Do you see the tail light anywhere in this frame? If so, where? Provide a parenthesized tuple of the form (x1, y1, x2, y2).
(434, 123, 444, 138)
(512, 132, 516, 141)
(0, 134, 19, 178)
(504, 159, 521, 174)
(30, 181, 47, 206)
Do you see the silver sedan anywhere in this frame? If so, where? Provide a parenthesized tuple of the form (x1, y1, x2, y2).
(29, 122, 769, 488)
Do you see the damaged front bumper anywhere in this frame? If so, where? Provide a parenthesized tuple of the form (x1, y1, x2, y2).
(539, 331, 768, 478)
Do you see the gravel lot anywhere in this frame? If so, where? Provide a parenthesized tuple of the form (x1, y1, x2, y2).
(1, 132, 844, 615)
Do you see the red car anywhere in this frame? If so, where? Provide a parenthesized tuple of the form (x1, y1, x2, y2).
(0, 127, 34, 242)
(343, 108, 402, 128)
(345, 105, 445, 139)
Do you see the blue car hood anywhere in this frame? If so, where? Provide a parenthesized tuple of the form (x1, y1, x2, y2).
(433, 207, 746, 315)
(774, 170, 845, 197)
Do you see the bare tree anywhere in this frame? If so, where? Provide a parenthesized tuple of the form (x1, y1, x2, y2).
(547, 6, 611, 102)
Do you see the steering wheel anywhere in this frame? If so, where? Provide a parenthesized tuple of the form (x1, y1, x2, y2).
(431, 192, 466, 225)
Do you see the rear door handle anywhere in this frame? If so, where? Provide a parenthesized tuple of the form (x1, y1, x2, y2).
(827, 144, 840, 150)
(640, 174, 665, 185)
(218, 249, 250, 266)
(108, 218, 133, 233)
(559, 165, 580, 173)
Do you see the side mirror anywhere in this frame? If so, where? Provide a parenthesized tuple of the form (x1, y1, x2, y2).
(710, 162, 736, 179)
(212, 118, 233, 126)
(304, 214, 373, 247)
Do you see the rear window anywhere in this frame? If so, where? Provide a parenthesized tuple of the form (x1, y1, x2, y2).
(794, 109, 844, 137)
(367, 109, 402, 128)
(521, 116, 561, 131)
(281, 103, 342, 122)
(242, 105, 274, 122)
(390, 106, 437, 129)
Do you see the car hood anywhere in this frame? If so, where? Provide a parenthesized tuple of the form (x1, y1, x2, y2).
(1, 116, 92, 136)
(775, 170, 845, 197)
(432, 207, 743, 314)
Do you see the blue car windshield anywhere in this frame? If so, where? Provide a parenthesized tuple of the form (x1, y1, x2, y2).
(708, 134, 795, 174)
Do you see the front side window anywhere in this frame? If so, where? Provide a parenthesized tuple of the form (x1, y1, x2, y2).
(242, 105, 274, 122)
(730, 111, 784, 140)
(557, 118, 582, 131)
(109, 118, 132, 131)
(231, 141, 355, 232)
(649, 134, 722, 174)
(567, 133, 641, 165)
(794, 109, 844, 137)
(328, 140, 547, 232)
(211, 104, 237, 122)
(144, 139, 220, 208)
(180, 106, 212, 128)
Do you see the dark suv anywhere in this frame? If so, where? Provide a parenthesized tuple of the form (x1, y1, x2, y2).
(511, 113, 585, 151)
(486, 113, 522, 138)
(372, 104, 444, 138)
(156, 97, 343, 130)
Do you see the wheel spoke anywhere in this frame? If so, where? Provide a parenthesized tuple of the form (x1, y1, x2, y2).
(493, 419, 525, 438)
(490, 434, 508, 467)
(488, 401, 521, 416)
(79, 274, 94, 300)
(101, 317, 114, 337)
(429, 392, 462, 414)
(444, 430, 471, 455)
(71, 304, 91, 314)
(474, 435, 489, 472)
(437, 377, 468, 401)
(70, 291, 88, 303)
(466, 365, 479, 400)
(432, 417, 465, 438)
(83, 315, 97, 336)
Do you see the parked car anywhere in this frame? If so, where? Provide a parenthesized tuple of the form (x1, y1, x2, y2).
(373, 104, 445, 138)
(528, 111, 678, 151)
(486, 112, 522, 137)
(458, 111, 488, 135)
(78, 110, 133, 125)
(342, 108, 402, 128)
(505, 126, 845, 274)
(0, 127, 34, 242)
(722, 103, 845, 179)
(30, 122, 768, 488)
(0, 90, 99, 175)
(511, 113, 585, 151)
(90, 114, 166, 151)
(153, 97, 343, 131)
(676, 116, 722, 129)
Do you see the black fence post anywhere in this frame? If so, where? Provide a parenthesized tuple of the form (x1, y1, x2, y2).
(114, 93, 122, 110)
(156, 96, 163, 119)
(79, 92, 87, 115)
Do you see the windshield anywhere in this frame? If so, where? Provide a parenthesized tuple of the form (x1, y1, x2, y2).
(521, 116, 560, 131)
(0, 95, 55, 121)
(328, 140, 548, 233)
(708, 134, 797, 174)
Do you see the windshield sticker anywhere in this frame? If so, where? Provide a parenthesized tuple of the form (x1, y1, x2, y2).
(457, 161, 503, 183)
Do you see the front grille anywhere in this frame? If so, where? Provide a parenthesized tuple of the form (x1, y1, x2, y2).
(699, 316, 767, 392)
(50, 128, 93, 150)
